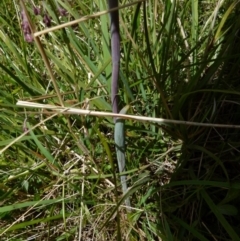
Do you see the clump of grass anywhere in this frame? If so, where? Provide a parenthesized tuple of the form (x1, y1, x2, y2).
(1, 0, 240, 240)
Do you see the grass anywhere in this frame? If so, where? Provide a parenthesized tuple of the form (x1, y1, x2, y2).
(1, 0, 240, 240)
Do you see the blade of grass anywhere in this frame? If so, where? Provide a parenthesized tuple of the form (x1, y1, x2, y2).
(201, 189, 240, 240)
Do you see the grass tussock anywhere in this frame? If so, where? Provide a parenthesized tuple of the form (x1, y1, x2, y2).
(1, 0, 240, 240)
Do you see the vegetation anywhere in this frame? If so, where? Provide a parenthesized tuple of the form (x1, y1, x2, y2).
(1, 0, 240, 240)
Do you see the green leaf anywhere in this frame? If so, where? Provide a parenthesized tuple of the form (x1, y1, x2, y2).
(216, 204, 238, 216)
(201, 189, 240, 240)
